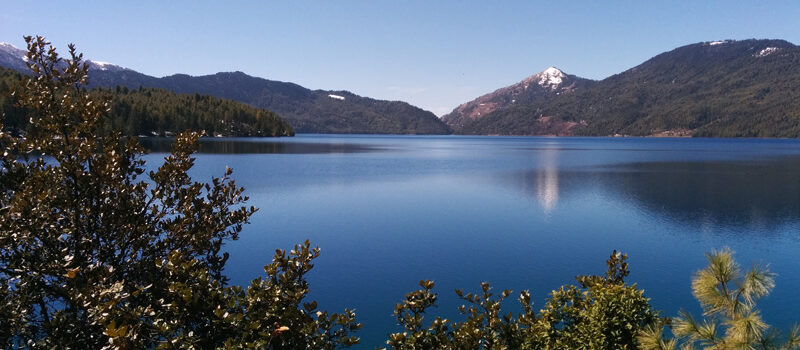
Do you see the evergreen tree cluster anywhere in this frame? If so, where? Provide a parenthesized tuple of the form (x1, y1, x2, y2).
(99, 86, 293, 137)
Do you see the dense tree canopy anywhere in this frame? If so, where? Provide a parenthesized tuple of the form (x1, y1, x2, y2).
(99, 86, 294, 137)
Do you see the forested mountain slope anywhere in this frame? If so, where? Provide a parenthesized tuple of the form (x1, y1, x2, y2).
(458, 39, 800, 137)
(0, 42, 450, 135)
(148, 72, 451, 134)
(0, 67, 294, 137)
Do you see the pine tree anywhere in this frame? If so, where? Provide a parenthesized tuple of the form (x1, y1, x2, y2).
(638, 248, 800, 350)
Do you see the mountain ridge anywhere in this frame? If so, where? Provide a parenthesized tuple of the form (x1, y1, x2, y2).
(0, 42, 450, 135)
(5, 39, 799, 137)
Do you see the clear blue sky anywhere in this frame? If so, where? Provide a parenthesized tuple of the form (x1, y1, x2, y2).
(2, 1, 799, 116)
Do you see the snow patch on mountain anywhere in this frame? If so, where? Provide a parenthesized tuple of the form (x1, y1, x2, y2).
(91, 60, 113, 68)
(755, 47, 780, 57)
(0, 42, 22, 50)
(328, 94, 345, 100)
(708, 40, 727, 46)
(87, 60, 128, 71)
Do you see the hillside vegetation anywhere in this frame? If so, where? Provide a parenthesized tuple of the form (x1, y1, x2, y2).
(441, 67, 595, 130)
(457, 39, 800, 137)
(115, 71, 452, 134)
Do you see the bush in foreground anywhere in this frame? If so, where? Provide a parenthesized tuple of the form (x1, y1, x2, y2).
(0, 36, 358, 349)
(386, 251, 657, 349)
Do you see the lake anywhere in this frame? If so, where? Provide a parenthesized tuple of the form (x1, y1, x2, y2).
(144, 135, 800, 347)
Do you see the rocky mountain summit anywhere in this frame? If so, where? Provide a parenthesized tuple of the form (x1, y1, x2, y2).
(442, 67, 594, 130)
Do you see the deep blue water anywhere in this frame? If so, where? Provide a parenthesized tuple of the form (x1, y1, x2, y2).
(145, 135, 800, 348)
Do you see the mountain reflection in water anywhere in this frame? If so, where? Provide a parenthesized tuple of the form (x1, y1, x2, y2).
(537, 148, 560, 215)
(139, 137, 379, 154)
(507, 157, 800, 229)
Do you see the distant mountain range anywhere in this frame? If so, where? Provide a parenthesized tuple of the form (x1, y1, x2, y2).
(4, 39, 800, 137)
(449, 39, 800, 137)
(0, 42, 450, 135)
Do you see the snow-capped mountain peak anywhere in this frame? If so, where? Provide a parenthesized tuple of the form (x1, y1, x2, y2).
(441, 66, 595, 128)
(522, 66, 565, 90)
(0, 42, 29, 71)
(540, 66, 564, 76)
(0, 41, 128, 72)
(0, 42, 26, 55)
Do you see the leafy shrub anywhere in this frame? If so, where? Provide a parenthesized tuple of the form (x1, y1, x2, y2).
(386, 251, 658, 349)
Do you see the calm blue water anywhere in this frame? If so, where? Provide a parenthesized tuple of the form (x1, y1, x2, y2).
(145, 135, 800, 347)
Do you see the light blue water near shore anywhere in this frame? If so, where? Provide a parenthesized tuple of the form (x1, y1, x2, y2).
(143, 135, 800, 347)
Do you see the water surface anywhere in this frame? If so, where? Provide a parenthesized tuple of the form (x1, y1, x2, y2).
(144, 135, 800, 347)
